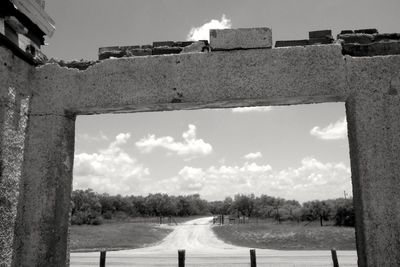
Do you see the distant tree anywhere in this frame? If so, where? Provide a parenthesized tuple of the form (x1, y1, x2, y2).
(302, 200, 331, 226)
(222, 197, 233, 215)
(334, 198, 355, 227)
(231, 194, 255, 217)
(71, 189, 102, 225)
(98, 193, 115, 216)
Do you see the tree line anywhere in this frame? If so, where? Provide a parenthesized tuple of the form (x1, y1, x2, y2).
(71, 189, 354, 227)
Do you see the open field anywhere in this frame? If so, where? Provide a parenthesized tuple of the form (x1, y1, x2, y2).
(71, 217, 357, 267)
(70, 222, 172, 252)
(212, 220, 356, 250)
(70, 216, 206, 251)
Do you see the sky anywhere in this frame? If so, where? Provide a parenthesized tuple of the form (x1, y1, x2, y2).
(41, 0, 400, 203)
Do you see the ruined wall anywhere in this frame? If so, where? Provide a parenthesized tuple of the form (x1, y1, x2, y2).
(1, 27, 400, 267)
(0, 46, 32, 266)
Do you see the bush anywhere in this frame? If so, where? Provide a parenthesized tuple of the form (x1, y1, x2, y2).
(90, 216, 103, 225)
(71, 212, 86, 225)
(103, 211, 113, 220)
(335, 201, 355, 227)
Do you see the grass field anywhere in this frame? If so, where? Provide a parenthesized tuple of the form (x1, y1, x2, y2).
(212, 220, 356, 250)
(70, 216, 204, 252)
(70, 222, 172, 252)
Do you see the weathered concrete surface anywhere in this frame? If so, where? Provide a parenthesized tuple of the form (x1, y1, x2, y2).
(31, 44, 347, 116)
(12, 114, 75, 267)
(210, 28, 272, 50)
(0, 46, 32, 267)
(345, 55, 400, 267)
(2, 36, 400, 267)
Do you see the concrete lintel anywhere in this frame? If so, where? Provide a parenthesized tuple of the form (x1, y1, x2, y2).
(31, 44, 348, 116)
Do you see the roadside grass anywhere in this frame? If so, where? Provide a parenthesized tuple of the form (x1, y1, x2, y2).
(212, 220, 356, 250)
(70, 216, 206, 252)
(70, 222, 172, 252)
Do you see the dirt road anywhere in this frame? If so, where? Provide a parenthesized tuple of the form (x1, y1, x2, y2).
(70, 217, 357, 266)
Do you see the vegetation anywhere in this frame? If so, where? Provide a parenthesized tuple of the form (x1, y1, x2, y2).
(71, 189, 355, 227)
(213, 220, 356, 250)
(70, 221, 172, 251)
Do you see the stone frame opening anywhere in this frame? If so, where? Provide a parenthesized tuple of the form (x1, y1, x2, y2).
(1, 42, 400, 267)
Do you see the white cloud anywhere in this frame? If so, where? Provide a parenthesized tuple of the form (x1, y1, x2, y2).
(187, 14, 232, 41)
(244, 152, 262, 160)
(310, 117, 347, 140)
(155, 157, 350, 203)
(74, 135, 351, 202)
(76, 131, 108, 142)
(135, 124, 212, 158)
(178, 166, 206, 191)
(231, 106, 273, 113)
(73, 133, 150, 195)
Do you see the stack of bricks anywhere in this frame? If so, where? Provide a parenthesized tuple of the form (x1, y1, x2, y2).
(338, 29, 400, 56)
(275, 30, 334, 47)
(99, 40, 210, 60)
(99, 28, 273, 60)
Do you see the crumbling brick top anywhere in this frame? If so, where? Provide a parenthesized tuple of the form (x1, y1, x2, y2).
(98, 28, 400, 62)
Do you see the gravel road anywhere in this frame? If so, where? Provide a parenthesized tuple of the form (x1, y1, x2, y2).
(70, 217, 357, 266)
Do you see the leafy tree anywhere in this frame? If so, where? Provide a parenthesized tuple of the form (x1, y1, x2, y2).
(71, 189, 102, 225)
(302, 200, 332, 226)
(334, 198, 355, 226)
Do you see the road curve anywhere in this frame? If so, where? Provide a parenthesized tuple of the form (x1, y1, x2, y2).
(70, 217, 357, 266)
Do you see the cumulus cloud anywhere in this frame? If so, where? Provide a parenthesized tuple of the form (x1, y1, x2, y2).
(231, 106, 273, 113)
(74, 135, 351, 202)
(244, 152, 262, 160)
(187, 14, 232, 41)
(310, 117, 347, 140)
(135, 124, 212, 158)
(76, 131, 108, 142)
(178, 166, 206, 191)
(157, 157, 351, 202)
(73, 133, 150, 195)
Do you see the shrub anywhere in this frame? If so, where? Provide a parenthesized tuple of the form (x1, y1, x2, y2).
(103, 211, 113, 220)
(90, 216, 103, 225)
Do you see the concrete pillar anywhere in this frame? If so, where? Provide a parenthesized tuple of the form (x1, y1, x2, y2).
(12, 114, 75, 267)
(0, 46, 32, 267)
(0, 88, 29, 267)
(346, 91, 400, 266)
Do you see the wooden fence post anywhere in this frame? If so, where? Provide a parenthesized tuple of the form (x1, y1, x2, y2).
(331, 249, 339, 267)
(178, 249, 185, 267)
(100, 251, 106, 267)
(250, 249, 256, 267)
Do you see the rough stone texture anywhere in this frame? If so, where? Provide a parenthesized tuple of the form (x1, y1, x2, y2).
(98, 46, 152, 60)
(210, 28, 272, 50)
(308, 30, 332, 39)
(32, 44, 347, 116)
(275, 39, 309, 47)
(181, 41, 209, 53)
(342, 40, 400, 57)
(2, 30, 400, 266)
(338, 32, 400, 56)
(12, 114, 75, 267)
(308, 37, 333, 45)
(345, 55, 400, 267)
(337, 33, 375, 44)
(98, 41, 209, 60)
(0, 46, 32, 267)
